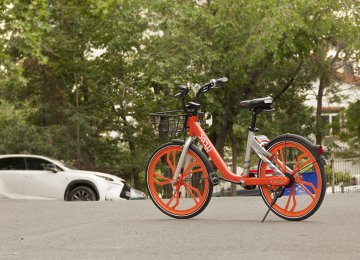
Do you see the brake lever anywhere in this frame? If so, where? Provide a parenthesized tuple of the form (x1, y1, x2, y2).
(177, 85, 188, 91)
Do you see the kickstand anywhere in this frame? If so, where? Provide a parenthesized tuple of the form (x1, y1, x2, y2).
(261, 188, 284, 223)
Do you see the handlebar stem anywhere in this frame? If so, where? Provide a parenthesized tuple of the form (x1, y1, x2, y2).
(181, 94, 188, 113)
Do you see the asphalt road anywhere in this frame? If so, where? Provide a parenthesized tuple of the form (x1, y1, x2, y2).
(0, 193, 359, 260)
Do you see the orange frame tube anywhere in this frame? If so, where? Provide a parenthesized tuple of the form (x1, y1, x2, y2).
(187, 116, 289, 187)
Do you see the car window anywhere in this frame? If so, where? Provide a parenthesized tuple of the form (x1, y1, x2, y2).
(0, 157, 26, 170)
(25, 158, 63, 171)
(26, 158, 50, 171)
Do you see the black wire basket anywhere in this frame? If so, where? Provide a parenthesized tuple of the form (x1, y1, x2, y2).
(150, 110, 189, 138)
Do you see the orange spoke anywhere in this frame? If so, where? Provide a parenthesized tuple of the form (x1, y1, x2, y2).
(284, 187, 296, 212)
(183, 182, 202, 202)
(279, 148, 286, 172)
(297, 179, 318, 193)
(154, 172, 171, 181)
(166, 151, 176, 174)
(296, 159, 312, 173)
(182, 167, 203, 179)
(284, 189, 292, 211)
(293, 154, 310, 174)
(166, 193, 175, 206)
(274, 158, 285, 173)
(169, 194, 179, 209)
(167, 189, 180, 209)
(293, 160, 318, 176)
(186, 189, 198, 203)
(295, 181, 316, 200)
(172, 151, 177, 172)
(182, 161, 198, 176)
(290, 188, 297, 212)
(154, 179, 172, 186)
(153, 172, 172, 186)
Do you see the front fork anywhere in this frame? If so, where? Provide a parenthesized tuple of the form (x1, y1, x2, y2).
(171, 137, 194, 187)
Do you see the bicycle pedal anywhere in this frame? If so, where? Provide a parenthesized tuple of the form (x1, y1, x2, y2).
(209, 172, 220, 186)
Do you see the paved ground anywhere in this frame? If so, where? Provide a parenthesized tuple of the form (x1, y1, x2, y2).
(0, 193, 359, 260)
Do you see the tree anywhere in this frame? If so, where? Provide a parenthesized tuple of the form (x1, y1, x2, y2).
(0, 0, 50, 97)
(341, 100, 360, 156)
(305, 0, 360, 144)
(0, 0, 153, 187)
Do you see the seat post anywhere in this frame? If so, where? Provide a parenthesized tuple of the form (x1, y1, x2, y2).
(249, 111, 258, 132)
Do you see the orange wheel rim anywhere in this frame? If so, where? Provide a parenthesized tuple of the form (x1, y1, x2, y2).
(260, 141, 323, 218)
(147, 146, 209, 216)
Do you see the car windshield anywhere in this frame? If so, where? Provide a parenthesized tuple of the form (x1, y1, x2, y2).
(50, 158, 77, 170)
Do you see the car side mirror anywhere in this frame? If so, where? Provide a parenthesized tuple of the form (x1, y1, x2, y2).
(45, 164, 58, 173)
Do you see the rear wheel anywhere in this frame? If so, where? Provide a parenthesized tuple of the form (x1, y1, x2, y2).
(146, 142, 213, 219)
(258, 135, 326, 221)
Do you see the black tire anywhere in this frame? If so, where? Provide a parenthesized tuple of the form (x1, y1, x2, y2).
(146, 141, 214, 219)
(68, 186, 97, 201)
(258, 134, 326, 221)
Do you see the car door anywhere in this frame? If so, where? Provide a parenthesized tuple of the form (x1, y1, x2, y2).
(0, 157, 26, 199)
(23, 157, 65, 200)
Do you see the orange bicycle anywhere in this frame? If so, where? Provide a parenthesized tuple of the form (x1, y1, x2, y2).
(146, 77, 326, 221)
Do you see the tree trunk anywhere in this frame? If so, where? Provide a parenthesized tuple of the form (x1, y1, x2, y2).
(315, 47, 341, 145)
(315, 72, 330, 144)
(214, 102, 232, 157)
(214, 118, 227, 158)
(229, 123, 238, 197)
(273, 60, 303, 101)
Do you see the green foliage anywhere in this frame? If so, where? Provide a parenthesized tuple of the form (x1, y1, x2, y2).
(341, 100, 360, 156)
(0, 100, 75, 157)
(325, 165, 353, 186)
(0, 0, 50, 92)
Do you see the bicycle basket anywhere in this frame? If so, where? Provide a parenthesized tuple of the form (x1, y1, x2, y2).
(150, 110, 189, 137)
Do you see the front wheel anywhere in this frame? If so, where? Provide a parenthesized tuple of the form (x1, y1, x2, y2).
(68, 186, 97, 201)
(258, 134, 326, 221)
(146, 142, 213, 219)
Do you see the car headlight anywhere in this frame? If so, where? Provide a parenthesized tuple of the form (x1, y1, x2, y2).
(95, 175, 114, 182)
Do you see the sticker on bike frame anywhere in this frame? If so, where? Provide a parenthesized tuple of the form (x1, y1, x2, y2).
(198, 132, 212, 153)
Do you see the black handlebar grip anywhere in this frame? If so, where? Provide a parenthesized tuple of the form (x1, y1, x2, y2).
(177, 85, 188, 91)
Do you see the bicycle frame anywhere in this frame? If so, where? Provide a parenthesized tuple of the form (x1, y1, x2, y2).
(172, 115, 290, 187)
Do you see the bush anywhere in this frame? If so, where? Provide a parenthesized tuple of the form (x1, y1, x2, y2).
(325, 165, 354, 186)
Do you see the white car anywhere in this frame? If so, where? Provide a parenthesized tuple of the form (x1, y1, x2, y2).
(130, 188, 146, 200)
(0, 154, 131, 201)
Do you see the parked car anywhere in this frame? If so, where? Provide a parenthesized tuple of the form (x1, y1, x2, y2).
(130, 188, 146, 200)
(0, 154, 131, 201)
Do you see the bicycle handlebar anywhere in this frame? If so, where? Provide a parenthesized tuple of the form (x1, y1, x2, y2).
(174, 77, 228, 114)
(196, 77, 228, 99)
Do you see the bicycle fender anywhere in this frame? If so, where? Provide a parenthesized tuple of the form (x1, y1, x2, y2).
(268, 134, 326, 166)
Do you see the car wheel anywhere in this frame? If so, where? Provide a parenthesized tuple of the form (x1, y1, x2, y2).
(68, 186, 97, 201)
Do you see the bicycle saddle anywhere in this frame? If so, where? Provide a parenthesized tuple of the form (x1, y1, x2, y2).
(240, 97, 274, 112)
